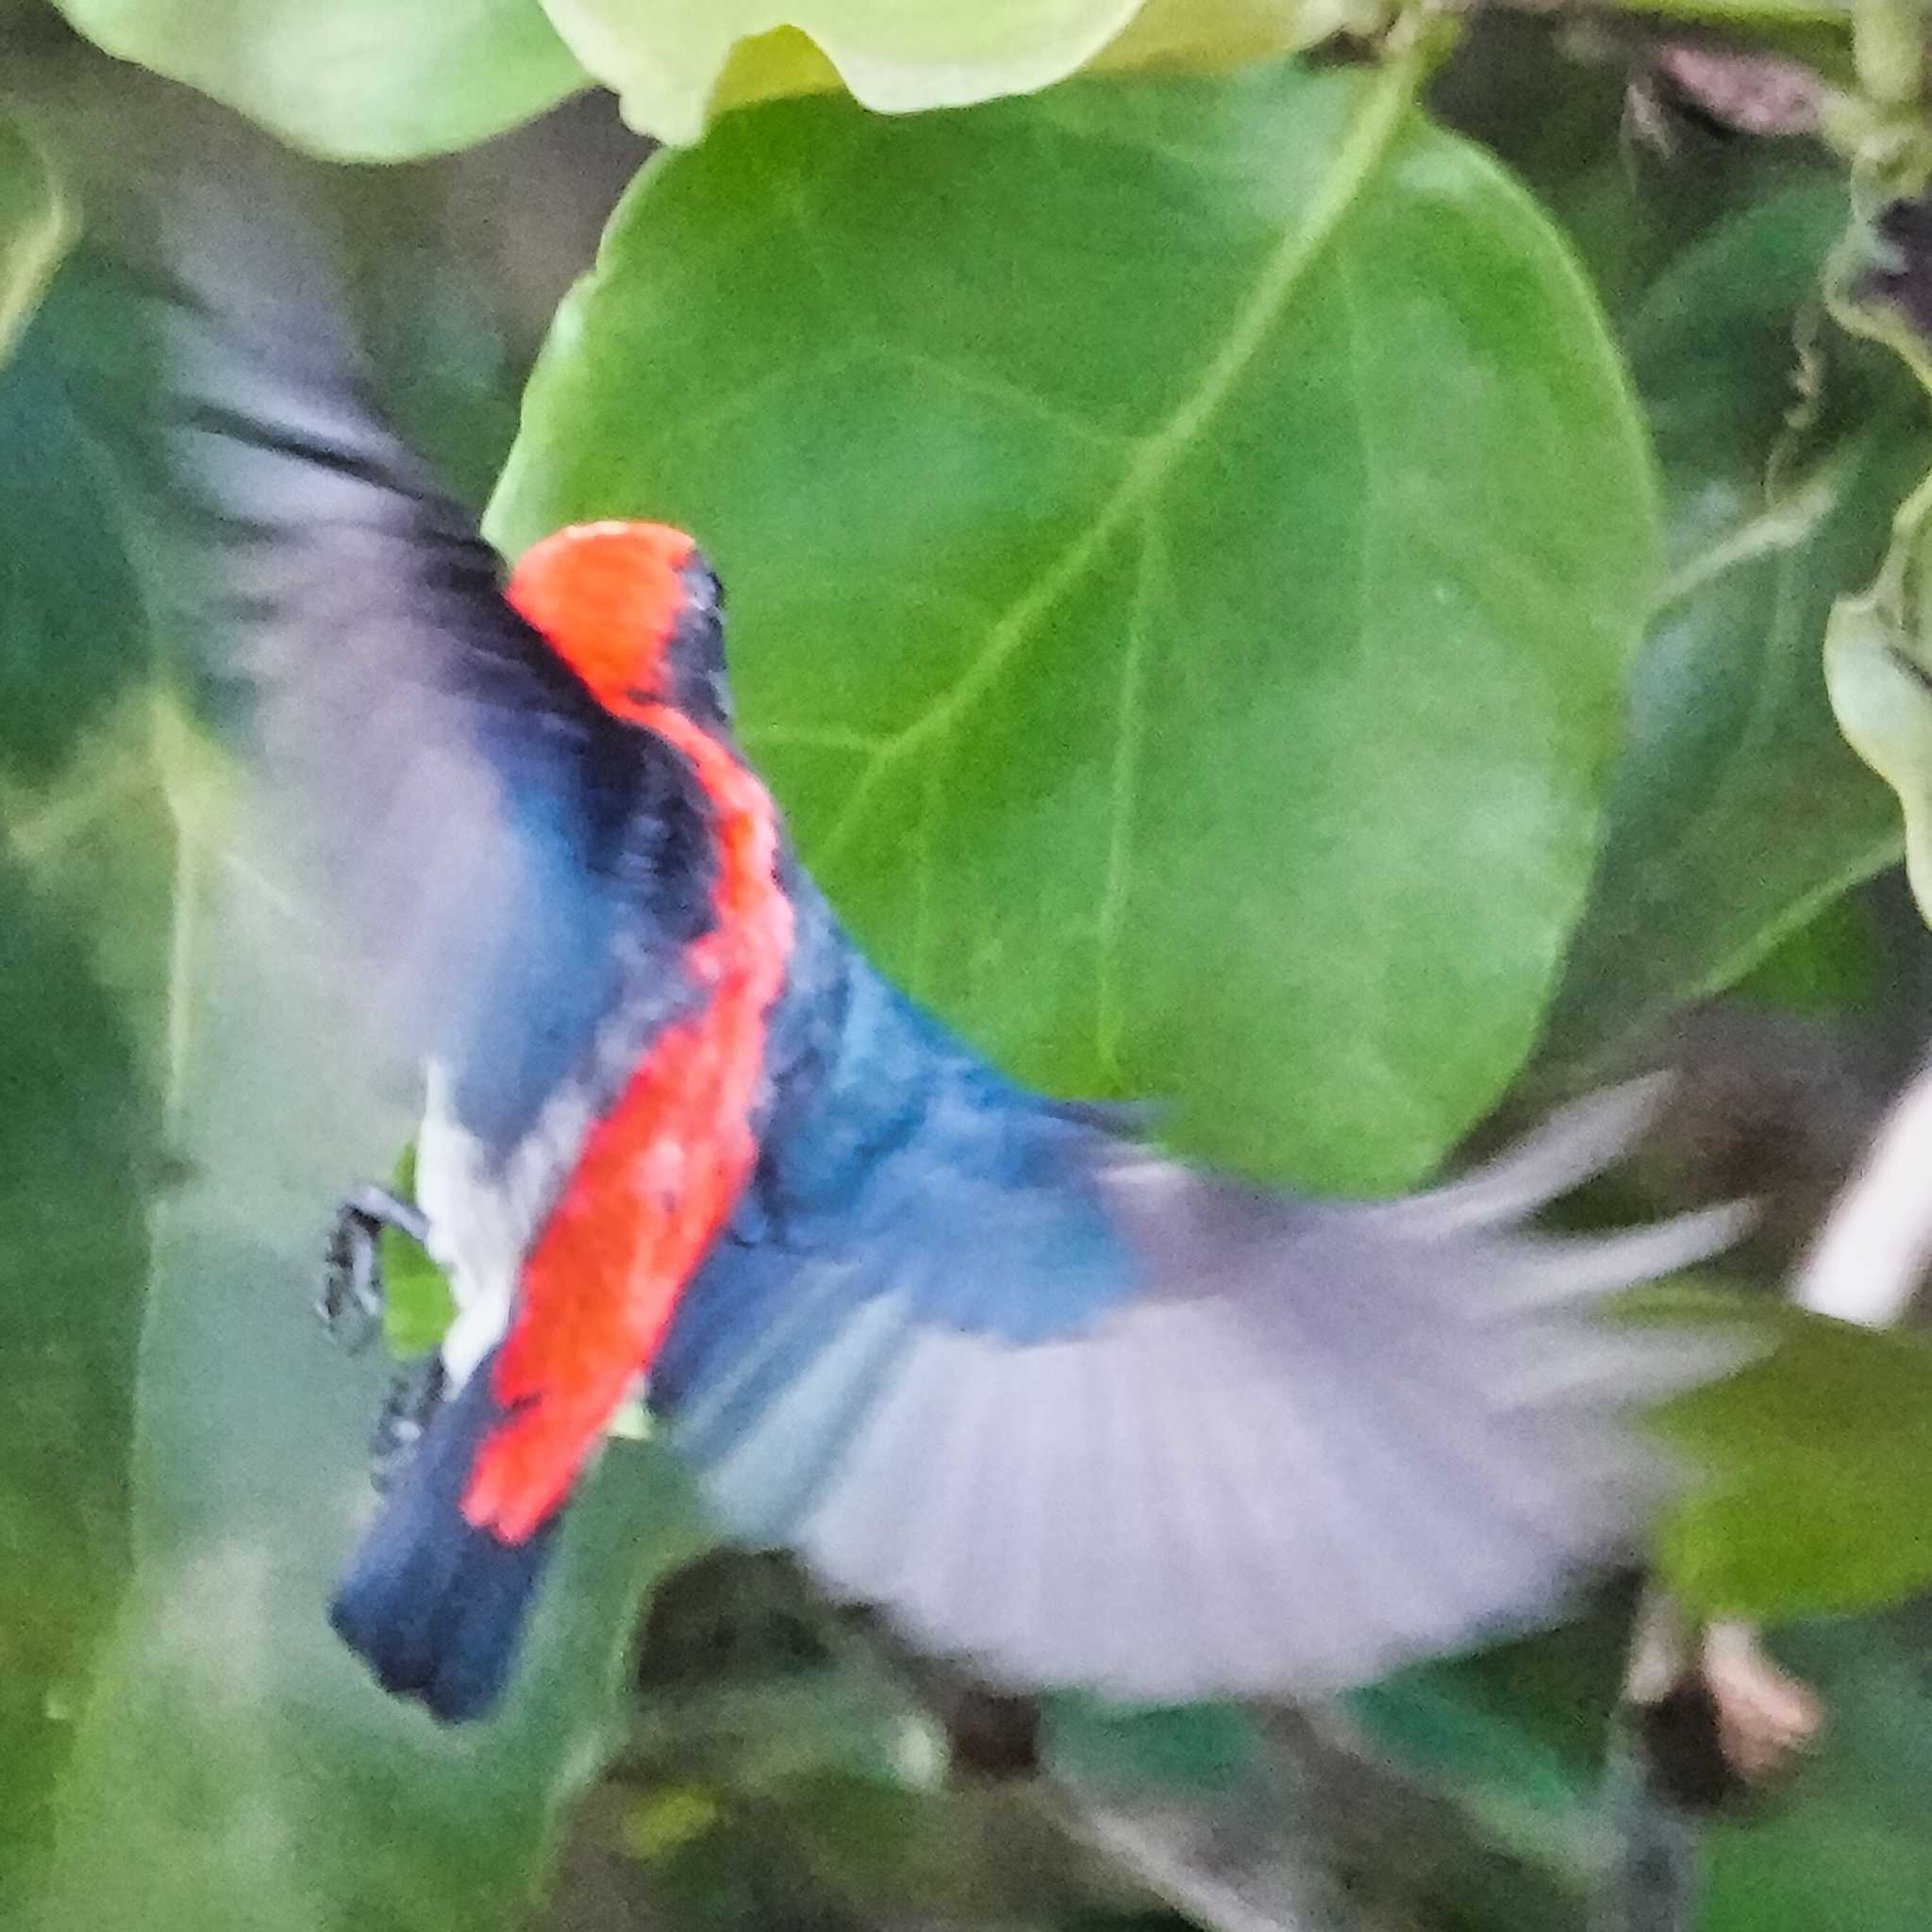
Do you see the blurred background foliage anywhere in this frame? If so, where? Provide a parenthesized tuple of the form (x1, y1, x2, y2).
(8, 1, 1932, 1929)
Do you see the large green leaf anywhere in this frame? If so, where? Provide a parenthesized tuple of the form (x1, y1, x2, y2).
(492, 59, 1659, 1191)
(0, 319, 158, 1922)
(1535, 180, 1924, 1071)
(0, 108, 70, 364)
(47, 0, 590, 161)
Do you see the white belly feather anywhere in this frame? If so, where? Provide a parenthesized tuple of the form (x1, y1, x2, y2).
(414, 1058, 604, 1390)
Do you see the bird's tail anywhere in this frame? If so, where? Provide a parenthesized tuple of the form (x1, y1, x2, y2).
(330, 1354, 558, 1722)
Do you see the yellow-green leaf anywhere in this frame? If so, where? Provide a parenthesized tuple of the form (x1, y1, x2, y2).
(606, 0, 1383, 142)
(0, 108, 71, 364)
(47, 0, 589, 161)
(379, 1145, 458, 1358)
(1655, 1305, 1932, 1617)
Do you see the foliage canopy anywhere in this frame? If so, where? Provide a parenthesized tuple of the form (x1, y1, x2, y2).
(9, 2, 1932, 1928)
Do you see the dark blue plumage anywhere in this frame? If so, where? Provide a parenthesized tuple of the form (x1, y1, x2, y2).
(330, 1357, 557, 1722)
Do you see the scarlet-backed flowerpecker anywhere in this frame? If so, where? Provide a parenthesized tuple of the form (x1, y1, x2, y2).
(30, 53, 1752, 1726)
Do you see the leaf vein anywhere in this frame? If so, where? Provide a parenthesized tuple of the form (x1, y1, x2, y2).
(873, 341, 1132, 452)
(1095, 515, 1162, 1076)
(812, 57, 1419, 870)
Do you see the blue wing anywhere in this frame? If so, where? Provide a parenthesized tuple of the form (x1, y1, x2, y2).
(655, 970, 1749, 1701)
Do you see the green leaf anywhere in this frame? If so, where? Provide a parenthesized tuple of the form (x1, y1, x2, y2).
(556, 0, 1386, 144)
(1537, 180, 1924, 1071)
(1820, 204, 1932, 929)
(0, 860, 150, 1921)
(1702, 1615, 1932, 1932)
(378, 1144, 459, 1358)
(0, 318, 159, 1917)
(1826, 507, 1932, 919)
(1049, 1698, 1265, 1798)
(47, 0, 591, 161)
(1627, 0, 1848, 19)
(1730, 881, 1880, 1013)
(547, 0, 1140, 143)
(492, 61, 1659, 1191)
(10, 244, 705, 1932)
(1359, 1606, 1932, 1932)
(1654, 1303, 1932, 1617)
(0, 108, 70, 365)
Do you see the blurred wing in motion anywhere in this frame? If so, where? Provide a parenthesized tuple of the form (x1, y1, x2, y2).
(27, 56, 698, 1105)
(656, 1073, 1753, 1701)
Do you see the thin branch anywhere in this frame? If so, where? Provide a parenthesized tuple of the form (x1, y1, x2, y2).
(1794, 1049, 1932, 1324)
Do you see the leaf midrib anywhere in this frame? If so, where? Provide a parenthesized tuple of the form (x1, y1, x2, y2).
(813, 51, 1424, 870)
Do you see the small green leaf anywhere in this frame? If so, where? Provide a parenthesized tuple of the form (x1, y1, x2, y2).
(1540, 181, 1924, 1069)
(1826, 525, 1932, 919)
(1730, 884, 1880, 1013)
(48, 0, 590, 160)
(1822, 204, 1932, 927)
(622, 1782, 727, 1859)
(493, 62, 1660, 1191)
(1654, 1304, 1932, 1617)
(378, 1145, 458, 1358)
(0, 109, 71, 365)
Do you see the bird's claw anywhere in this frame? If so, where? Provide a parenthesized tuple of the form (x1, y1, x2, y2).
(319, 1208, 384, 1353)
(370, 1356, 449, 1491)
(318, 1183, 430, 1353)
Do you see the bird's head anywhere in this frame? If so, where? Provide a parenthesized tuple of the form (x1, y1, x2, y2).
(508, 521, 733, 733)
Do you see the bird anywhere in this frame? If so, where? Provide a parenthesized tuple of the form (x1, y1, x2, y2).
(27, 52, 1755, 1727)
(304, 512, 1751, 1723)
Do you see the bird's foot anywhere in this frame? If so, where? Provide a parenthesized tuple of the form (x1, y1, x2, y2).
(370, 1355, 449, 1491)
(1700, 1619, 1823, 1784)
(1624, 1593, 1822, 1807)
(318, 1183, 431, 1353)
